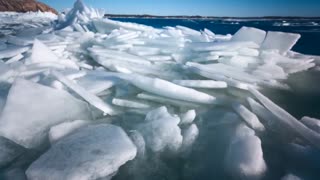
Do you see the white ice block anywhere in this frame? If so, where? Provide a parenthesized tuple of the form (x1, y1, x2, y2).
(232, 103, 265, 133)
(224, 124, 267, 179)
(173, 80, 227, 89)
(29, 39, 60, 64)
(232, 26, 266, 45)
(26, 124, 137, 180)
(181, 124, 199, 151)
(139, 107, 182, 152)
(0, 79, 91, 148)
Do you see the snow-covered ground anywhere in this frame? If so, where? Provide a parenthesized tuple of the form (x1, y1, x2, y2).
(0, 0, 320, 180)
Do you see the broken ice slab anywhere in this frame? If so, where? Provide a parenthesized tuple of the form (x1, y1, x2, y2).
(139, 106, 182, 152)
(172, 80, 227, 89)
(231, 26, 266, 45)
(26, 124, 137, 180)
(224, 124, 267, 180)
(261, 31, 301, 55)
(112, 98, 154, 109)
(48, 120, 90, 144)
(137, 93, 201, 108)
(249, 88, 320, 150)
(0, 78, 91, 149)
(51, 70, 118, 115)
(300, 117, 320, 134)
(121, 74, 217, 104)
(232, 103, 266, 133)
(0, 46, 29, 59)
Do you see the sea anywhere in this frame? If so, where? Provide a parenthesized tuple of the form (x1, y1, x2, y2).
(112, 18, 320, 119)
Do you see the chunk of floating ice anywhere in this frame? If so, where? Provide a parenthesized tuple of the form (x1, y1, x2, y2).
(0, 46, 29, 59)
(172, 80, 227, 89)
(75, 74, 118, 94)
(249, 88, 320, 149)
(29, 39, 59, 64)
(231, 26, 266, 45)
(139, 106, 182, 152)
(51, 70, 117, 115)
(180, 109, 196, 125)
(112, 98, 153, 109)
(0, 137, 25, 168)
(261, 31, 301, 55)
(224, 124, 267, 180)
(48, 120, 90, 144)
(121, 74, 217, 104)
(26, 124, 137, 180)
(232, 103, 265, 133)
(0, 78, 91, 149)
(300, 116, 320, 134)
(181, 124, 199, 152)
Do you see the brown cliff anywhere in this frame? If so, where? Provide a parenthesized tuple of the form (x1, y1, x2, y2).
(0, 0, 57, 14)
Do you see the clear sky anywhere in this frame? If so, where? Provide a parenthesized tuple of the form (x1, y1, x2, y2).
(40, 0, 320, 17)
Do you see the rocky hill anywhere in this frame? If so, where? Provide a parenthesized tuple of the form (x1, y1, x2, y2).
(0, 0, 57, 14)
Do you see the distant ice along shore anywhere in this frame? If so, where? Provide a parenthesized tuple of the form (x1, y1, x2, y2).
(0, 0, 320, 180)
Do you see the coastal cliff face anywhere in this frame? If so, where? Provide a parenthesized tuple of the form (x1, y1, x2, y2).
(0, 0, 57, 14)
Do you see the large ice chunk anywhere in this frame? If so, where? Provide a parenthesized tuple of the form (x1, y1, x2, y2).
(26, 124, 137, 180)
(261, 31, 301, 55)
(224, 124, 267, 179)
(231, 26, 266, 45)
(0, 79, 91, 148)
(138, 107, 183, 152)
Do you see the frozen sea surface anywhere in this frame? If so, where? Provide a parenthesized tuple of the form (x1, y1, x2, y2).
(0, 1, 320, 180)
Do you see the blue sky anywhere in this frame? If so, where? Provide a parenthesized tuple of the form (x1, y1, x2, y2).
(41, 0, 320, 17)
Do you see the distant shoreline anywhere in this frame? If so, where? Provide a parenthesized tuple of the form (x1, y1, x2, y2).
(104, 14, 320, 20)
